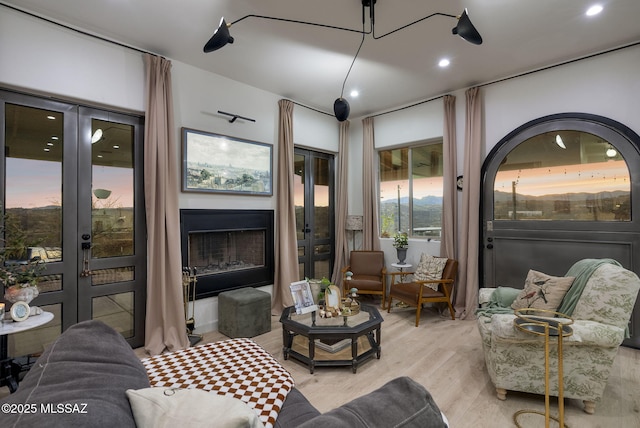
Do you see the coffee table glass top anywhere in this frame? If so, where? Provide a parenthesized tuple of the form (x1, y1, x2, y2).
(280, 303, 382, 331)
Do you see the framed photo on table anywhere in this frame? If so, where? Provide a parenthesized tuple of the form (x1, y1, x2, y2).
(289, 280, 318, 315)
(182, 128, 273, 195)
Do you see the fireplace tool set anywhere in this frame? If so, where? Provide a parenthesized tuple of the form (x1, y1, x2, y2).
(182, 267, 202, 346)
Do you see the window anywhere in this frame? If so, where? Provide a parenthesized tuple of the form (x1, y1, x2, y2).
(494, 130, 630, 221)
(379, 141, 443, 238)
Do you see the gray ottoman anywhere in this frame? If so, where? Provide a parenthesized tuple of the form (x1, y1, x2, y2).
(218, 288, 272, 338)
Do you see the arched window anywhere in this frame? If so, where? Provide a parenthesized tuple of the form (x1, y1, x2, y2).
(494, 130, 630, 221)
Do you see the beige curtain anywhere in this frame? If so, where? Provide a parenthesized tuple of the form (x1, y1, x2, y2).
(362, 117, 380, 250)
(271, 99, 297, 313)
(455, 87, 483, 320)
(331, 121, 351, 287)
(143, 54, 189, 355)
(441, 95, 457, 259)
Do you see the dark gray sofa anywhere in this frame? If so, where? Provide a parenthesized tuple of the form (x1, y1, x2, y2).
(1, 320, 447, 427)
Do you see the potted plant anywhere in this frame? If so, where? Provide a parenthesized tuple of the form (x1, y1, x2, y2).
(393, 232, 409, 264)
(1, 255, 45, 304)
(1, 212, 46, 305)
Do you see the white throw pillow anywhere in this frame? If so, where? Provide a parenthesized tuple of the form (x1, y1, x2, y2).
(126, 387, 264, 428)
(414, 253, 448, 283)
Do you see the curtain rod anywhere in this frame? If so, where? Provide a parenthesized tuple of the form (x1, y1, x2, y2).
(0, 2, 161, 58)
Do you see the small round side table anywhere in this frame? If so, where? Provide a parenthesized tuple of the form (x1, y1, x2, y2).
(513, 308, 574, 428)
(391, 263, 412, 283)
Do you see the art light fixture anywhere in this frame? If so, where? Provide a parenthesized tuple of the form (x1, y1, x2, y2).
(203, 1, 483, 121)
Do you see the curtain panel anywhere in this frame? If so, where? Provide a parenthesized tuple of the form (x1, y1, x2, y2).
(271, 99, 298, 313)
(455, 87, 482, 319)
(143, 54, 189, 355)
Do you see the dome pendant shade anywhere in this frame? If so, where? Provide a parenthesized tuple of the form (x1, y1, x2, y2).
(204, 17, 234, 52)
(452, 9, 482, 45)
(334, 98, 350, 122)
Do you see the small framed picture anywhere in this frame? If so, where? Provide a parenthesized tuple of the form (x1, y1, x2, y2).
(324, 284, 342, 311)
(289, 280, 318, 315)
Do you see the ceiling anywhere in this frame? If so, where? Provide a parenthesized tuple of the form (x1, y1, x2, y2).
(3, 0, 640, 119)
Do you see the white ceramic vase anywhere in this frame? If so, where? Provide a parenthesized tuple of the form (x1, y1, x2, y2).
(4, 284, 39, 304)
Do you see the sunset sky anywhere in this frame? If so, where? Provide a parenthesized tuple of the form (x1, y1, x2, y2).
(5, 158, 133, 209)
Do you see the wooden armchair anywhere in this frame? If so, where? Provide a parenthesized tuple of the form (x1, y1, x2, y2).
(387, 258, 458, 326)
(341, 251, 387, 308)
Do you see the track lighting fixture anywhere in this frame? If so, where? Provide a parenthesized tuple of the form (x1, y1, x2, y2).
(204, 1, 483, 121)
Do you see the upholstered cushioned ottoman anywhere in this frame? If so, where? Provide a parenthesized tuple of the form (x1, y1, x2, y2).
(219, 287, 271, 338)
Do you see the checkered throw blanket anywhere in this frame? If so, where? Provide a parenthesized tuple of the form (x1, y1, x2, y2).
(142, 338, 295, 428)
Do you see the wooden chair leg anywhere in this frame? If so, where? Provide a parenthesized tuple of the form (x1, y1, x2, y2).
(415, 304, 422, 327)
(387, 297, 393, 313)
(446, 301, 456, 320)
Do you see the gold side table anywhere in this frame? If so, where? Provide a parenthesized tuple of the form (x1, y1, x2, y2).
(513, 308, 574, 428)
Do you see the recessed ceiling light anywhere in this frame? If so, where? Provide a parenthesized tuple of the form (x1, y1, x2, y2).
(97, 155, 103, 158)
(47, 142, 54, 146)
(113, 145, 120, 149)
(51, 136, 59, 140)
(47, 115, 55, 120)
(586, 4, 603, 16)
(438, 58, 450, 68)
(43, 148, 50, 152)
(350, 90, 359, 97)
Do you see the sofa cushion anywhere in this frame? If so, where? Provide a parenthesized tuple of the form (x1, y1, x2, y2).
(273, 388, 321, 428)
(0, 320, 150, 427)
(511, 270, 575, 311)
(126, 387, 264, 428)
(297, 377, 447, 428)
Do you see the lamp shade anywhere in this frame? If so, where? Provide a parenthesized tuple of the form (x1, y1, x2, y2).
(334, 98, 350, 122)
(452, 9, 483, 45)
(204, 17, 234, 52)
(345, 215, 363, 231)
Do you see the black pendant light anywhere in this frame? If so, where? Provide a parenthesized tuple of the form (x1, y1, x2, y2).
(204, 18, 234, 53)
(452, 9, 483, 45)
(203, 1, 483, 121)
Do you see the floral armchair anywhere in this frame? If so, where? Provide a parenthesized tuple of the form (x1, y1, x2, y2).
(476, 261, 640, 414)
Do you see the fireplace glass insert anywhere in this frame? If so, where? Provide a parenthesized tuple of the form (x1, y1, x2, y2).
(180, 209, 274, 298)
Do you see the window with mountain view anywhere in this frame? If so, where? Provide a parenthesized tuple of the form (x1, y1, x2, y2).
(379, 142, 443, 238)
(494, 130, 630, 221)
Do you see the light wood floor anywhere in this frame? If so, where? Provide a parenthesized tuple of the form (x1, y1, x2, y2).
(155, 304, 640, 428)
(4, 304, 639, 427)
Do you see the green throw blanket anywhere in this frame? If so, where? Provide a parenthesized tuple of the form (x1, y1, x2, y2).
(476, 259, 623, 322)
(556, 258, 622, 316)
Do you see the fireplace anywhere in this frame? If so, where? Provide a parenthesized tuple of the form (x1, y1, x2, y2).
(180, 209, 274, 299)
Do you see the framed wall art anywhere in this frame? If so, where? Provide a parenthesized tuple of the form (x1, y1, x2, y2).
(182, 128, 273, 195)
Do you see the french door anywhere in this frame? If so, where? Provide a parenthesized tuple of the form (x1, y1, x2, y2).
(1, 90, 146, 356)
(294, 148, 335, 281)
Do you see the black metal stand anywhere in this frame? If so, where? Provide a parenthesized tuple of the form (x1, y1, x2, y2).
(183, 267, 203, 346)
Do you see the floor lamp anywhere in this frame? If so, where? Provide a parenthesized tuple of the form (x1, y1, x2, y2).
(345, 215, 363, 252)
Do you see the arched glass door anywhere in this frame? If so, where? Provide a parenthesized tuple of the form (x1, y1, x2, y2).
(481, 113, 640, 348)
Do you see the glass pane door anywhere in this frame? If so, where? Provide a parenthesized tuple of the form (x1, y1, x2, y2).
(294, 148, 334, 281)
(78, 108, 146, 345)
(1, 92, 146, 360)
